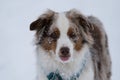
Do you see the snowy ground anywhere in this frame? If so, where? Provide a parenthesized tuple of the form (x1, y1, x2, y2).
(0, 0, 120, 80)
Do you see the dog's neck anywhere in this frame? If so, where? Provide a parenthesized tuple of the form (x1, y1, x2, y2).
(47, 52, 89, 80)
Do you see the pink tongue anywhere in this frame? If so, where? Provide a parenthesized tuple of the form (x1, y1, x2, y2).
(60, 57, 69, 61)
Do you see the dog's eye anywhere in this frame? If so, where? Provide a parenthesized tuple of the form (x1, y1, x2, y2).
(49, 32, 58, 40)
(69, 33, 79, 42)
(69, 33, 77, 39)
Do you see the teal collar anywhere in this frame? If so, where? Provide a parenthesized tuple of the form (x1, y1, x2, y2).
(47, 72, 62, 80)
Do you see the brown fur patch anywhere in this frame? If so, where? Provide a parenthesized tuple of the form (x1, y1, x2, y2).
(74, 38, 83, 51)
(40, 27, 60, 51)
(41, 37, 57, 51)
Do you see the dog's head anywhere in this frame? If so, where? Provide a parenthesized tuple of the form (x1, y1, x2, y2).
(30, 9, 93, 63)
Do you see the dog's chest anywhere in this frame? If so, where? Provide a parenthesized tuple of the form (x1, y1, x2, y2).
(38, 55, 94, 80)
(45, 63, 94, 80)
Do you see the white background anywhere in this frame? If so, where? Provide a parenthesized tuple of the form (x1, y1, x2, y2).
(0, 0, 120, 80)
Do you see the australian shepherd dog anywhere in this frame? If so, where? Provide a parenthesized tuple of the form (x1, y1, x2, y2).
(30, 9, 111, 80)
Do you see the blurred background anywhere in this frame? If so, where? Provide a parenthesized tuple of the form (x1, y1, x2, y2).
(0, 0, 120, 80)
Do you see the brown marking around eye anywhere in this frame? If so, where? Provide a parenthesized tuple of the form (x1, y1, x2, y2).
(67, 27, 83, 51)
(40, 27, 60, 52)
(67, 27, 75, 38)
(41, 37, 57, 51)
(49, 28, 60, 40)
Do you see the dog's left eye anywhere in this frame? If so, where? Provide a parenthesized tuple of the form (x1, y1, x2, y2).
(69, 33, 77, 39)
(69, 33, 79, 42)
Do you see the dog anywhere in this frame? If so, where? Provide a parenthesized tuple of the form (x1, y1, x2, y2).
(30, 9, 111, 80)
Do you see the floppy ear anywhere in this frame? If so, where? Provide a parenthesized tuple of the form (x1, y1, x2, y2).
(74, 13, 94, 34)
(67, 9, 93, 33)
(30, 10, 55, 31)
(77, 16, 94, 44)
(30, 18, 43, 30)
(67, 9, 94, 44)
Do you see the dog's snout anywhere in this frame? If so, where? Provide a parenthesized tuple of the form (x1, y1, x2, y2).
(60, 47, 70, 56)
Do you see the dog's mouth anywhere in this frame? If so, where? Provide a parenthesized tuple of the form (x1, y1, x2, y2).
(59, 55, 70, 61)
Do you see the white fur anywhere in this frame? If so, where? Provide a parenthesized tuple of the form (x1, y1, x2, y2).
(36, 45, 94, 80)
(56, 13, 74, 63)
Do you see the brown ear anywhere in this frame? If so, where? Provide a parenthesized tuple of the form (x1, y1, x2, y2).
(67, 9, 93, 33)
(67, 9, 94, 44)
(30, 10, 55, 31)
(77, 16, 94, 44)
(30, 18, 43, 30)
(77, 16, 90, 33)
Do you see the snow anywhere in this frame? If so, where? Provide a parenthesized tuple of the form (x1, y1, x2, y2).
(0, 0, 120, 80)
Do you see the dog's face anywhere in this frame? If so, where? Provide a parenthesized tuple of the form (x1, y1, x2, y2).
(30, 9, 93, 63)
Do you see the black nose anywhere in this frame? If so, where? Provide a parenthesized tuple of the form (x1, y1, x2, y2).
(60, 47, 70, 56)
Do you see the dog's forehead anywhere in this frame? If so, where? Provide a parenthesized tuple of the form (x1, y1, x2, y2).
(46, 10, 81, 35)
(54, 13, 70, 34)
